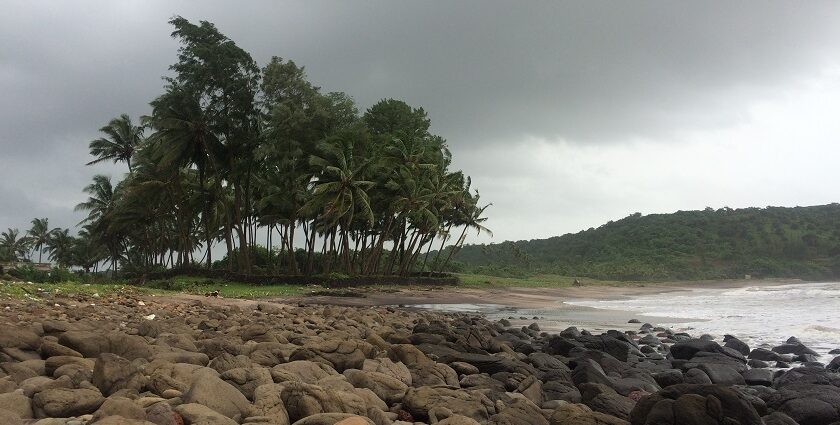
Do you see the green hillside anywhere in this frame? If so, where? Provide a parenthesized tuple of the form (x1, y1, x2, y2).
(450, 204, 840, 281)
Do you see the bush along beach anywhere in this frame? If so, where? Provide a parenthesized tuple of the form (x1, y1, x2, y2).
(0, 293, 838, 425)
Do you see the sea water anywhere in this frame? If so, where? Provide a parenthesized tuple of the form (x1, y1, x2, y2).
(415, 282, 840, 359)
(566, 281, 840, 358)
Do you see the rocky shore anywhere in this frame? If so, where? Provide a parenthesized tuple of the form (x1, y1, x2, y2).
(1, 293, 839, 425)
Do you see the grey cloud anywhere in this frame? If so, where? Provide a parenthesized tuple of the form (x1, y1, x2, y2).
(2, 0, 840, 238)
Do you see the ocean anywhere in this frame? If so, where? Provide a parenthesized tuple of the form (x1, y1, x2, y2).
(566, 281, 840, 358)
(416, 281, 840, 359)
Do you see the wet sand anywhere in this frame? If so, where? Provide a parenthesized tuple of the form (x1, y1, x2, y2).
(284, 278, 806, 332)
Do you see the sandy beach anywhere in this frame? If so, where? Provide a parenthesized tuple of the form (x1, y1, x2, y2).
(275, 278, 807, 333)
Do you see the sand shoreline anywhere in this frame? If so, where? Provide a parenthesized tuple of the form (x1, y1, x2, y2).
(275, 277, 810, 333)
(289, 277, 805, 308)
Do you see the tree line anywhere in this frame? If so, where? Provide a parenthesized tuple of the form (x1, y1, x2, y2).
(1, 17, 490, 277)
(452, 204, 840, 281)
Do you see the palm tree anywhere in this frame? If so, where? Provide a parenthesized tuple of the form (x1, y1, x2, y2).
(441, 191, 492, 272)
(47, 228, 74, 267)
(0, 229, 32, 262)
(27, 218, 52, 263)
(76, 175, 122, 272)
(87, 114, 145, 172)
(147, 86, 222, 268)
(301, 136, 375, 272)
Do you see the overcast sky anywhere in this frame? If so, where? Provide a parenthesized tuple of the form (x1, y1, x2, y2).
(3, 1, 840, 245)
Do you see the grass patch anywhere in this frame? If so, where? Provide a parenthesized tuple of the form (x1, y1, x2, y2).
(141, 275, 313, 298)
(1, 275, 315, 301)
(0, 280, 157, 301)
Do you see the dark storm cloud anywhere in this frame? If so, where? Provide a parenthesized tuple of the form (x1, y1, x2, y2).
(2, 1, 840, 238)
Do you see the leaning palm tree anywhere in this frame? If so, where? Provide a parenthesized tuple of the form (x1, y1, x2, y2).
(27, 218, 52, 263)
(86, 114, 145, 172)
(441, 191, 492, 272)
(0, 228, 32, 262)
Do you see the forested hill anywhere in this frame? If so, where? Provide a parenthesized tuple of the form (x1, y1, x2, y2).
(452, 204, 840, 281)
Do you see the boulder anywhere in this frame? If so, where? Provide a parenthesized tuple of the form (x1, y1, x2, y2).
(773, 343, 819, 357)
(0, 408, 23, 425)
(280, 381, 367, 423)
(669, 340, 723, 360)
(402, 386, 495, 423)
(548, 401, 629, 425)
(290, 340, 373, 372)
(343, 369, 408, 405)
(251, 383, 291, 424)
(175, 403, 238, 425)
(0, 391, 33, 419)
(32, 387, 105, 418)
(749, 348, 783, 362)
(144, 402, 183, 425)
(182, 369, 251, 419)
(0, 326, 40, 351)
(93, 353, 147, 396)
(58, 331, 152, 360)
(291, 413, 374, 425)
(743, 368, 774, 387)
(219, 367, 273, 401)
(579, 383, 634, 420)
(273, 361, 339, 384)
(361, 358, 411, 386)
(39, 341, 82, 358)
(91, 396, 147, 422)
(488, 397, 548, 425)
(723, 337, 750, 356)
(629, 384, 763, 425)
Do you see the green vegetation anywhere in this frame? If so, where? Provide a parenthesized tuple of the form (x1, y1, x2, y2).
(451, 204, 840, 281)
(0, 276, 312, 301)
(0, 280, 156, 301)
(141, 276, 311, 298)
(1, 17, 490, 280)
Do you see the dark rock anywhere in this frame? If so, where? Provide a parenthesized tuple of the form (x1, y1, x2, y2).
(777, 397, 837, 425)
(827, 356, 840, 372)
(724, 337, 751, 356)
(545, 336, 583, 356)
(773, 343, 819, 357)
(669, 339, 723, 360)
(762, 411, 801, 425)
(629, 384, 763, 425)
(743, 368, 774, 386)
(776, 361, 791, 368)
(580, 383, 634, 420)
(748, 359, 769, 368)
(549, 402, 629, 425)
(683, 368, 712, 385)
(750, 348, 783, 362)
(628, 319, 641, 324)
(652, 370, 683, 388)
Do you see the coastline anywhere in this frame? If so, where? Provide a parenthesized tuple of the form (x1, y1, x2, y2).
(289, 277, 808, 309)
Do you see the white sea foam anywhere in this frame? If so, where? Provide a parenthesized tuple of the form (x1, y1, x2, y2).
(566, 282, 840, 357)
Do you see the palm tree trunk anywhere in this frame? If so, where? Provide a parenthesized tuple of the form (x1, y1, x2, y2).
(440, 226, 468, 272)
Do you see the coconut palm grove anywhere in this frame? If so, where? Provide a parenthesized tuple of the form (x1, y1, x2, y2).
(0, 17, 490, 278)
